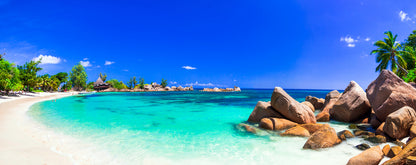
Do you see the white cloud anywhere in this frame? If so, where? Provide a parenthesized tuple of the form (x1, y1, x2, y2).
(122, 69, 128, 72)
(365, 37, 370, 41)
(340, 35, 358, 48)
(233, 79, 237, 82)
(182, 66, 197, 70)
(80, 61, 92, 67)
(347, 43, 356, 47)
(399, 10, 411, 22)
(105, 61, 115, 65)
(32, 54, 61, 64)
(170, 81, 177, 84)
(83, 58, 88, 60)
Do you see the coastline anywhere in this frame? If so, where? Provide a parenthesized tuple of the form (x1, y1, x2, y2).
(0, 92, 74, 165)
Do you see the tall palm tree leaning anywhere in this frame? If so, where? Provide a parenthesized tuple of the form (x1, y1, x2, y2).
(371, 31, 408, 77)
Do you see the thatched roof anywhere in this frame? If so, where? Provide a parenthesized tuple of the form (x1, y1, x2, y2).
(94, 77, 109, 87)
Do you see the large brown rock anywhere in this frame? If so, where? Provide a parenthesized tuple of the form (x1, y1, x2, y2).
(330, 81, 372, 122)
(280, 125, 310, 137)
(411, 121, 416, 139)
(315, 90, 341, 122)
(347, 146, 383, 165)
(247, 101, 283, 123)
(259, 118, 298, 131)
(323, 90, 341, 108)
(271, 87, 316, 124)
(301, 101, 315, 112)
(303, 124, 341, 149)
(367, 70, 416, 122)
(383, 137, 416, 165)
(383, 106, 416, 139)
(305, 96, 324, 110)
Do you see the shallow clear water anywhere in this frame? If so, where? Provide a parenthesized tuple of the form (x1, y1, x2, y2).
(28, 89, 376, 164)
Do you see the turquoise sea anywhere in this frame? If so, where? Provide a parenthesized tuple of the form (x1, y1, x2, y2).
(28, 89, 377, 164)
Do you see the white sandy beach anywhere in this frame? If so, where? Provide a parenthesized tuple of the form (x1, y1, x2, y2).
(0, 92, 74, 165)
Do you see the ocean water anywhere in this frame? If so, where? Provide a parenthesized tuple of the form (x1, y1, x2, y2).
(28, 89, 383, 164)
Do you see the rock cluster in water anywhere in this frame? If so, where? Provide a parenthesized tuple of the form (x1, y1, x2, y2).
(201, 86, 241, 92)
(101, 84, 194, 92)
(242, 69, 416, 165)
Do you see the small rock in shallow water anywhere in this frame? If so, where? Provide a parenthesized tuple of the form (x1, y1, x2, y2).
(349, 124, 358, 129)
(338, 130, 354, 141)
(356, 143, 370, 150)
(354, 130, 374, 137)
(365, 135, 387, 143)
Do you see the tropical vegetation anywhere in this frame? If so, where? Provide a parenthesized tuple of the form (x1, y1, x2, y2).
(372, 30, 416, 82)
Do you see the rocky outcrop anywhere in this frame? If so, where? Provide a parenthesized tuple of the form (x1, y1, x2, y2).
(316, 90, 341, 122)
(366, 70, 416, 122)
(383, 138, 416, 165)
(259, 118, 298, 131)
(383, 106, 416, 139)
(280, 126, 310, 137)
(201, 87, 241, 92)
(271, 87, 316, 124)
(330, 81, 372, 122)
(303, 125, 341, 149)
(305, 96, 324, 110)
(347, 146, 383, 165)
(247, 101, 283, 123)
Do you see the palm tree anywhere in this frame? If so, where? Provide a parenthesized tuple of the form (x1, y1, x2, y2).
(371, 31, 408, 76)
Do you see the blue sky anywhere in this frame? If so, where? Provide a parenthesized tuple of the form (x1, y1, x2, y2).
(1, 0, 416, 89)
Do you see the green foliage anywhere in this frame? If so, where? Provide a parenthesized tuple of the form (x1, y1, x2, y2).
(371, 31, 408, 77)
(38, 74, 61, 91)
(0, 60, 22, 93)
(86, 82, 94, 91)
(18, 60, 42, 91)
(52, 72, 68, 85)
(62, 81, 72, 91)
(402, 46, 416, 72)
(404, 68, 416, 83)
(70, 62, 87, 91)
(161, 79, 168, 88)
(138, 78, 145, 89)
(404, 30, 416, 48)
(100, 72, 107, 82)
(107, 79, 128, 90)
(127, 76, 137, 89)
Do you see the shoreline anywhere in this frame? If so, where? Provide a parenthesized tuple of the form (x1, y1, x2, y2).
(0, 92, 75, 165)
